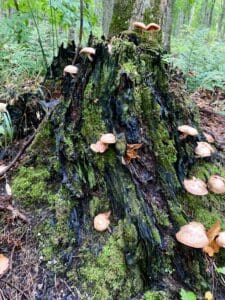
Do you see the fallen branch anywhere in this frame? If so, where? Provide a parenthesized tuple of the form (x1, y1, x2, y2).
(0, 204, 29, 223)
(0, 132, 35, 178)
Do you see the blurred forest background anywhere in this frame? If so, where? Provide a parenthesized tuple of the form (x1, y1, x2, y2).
(0, 0, 225, 95)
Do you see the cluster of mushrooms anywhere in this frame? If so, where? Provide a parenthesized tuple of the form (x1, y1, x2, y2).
(90, 133, 116, 153)
(176, 221, 225, 256)
(63, 47, 96, 76)
(178, 125, 225, 195)
(63, 20, 161, 77)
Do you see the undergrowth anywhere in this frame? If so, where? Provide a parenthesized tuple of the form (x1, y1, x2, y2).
(164, 28, 225, 92)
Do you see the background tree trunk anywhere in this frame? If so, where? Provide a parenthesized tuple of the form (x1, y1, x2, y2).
(11, 1, 225, 299)
(104, 0, 173, 51)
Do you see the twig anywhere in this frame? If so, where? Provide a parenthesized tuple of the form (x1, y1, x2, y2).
(0, 132, 35, 177)
(199, 107, 225, 118)
(0, 279, 29, 300)
(0, 204, 28, 223)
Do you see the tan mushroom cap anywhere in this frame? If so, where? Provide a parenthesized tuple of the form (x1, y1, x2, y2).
(216, 231, 225, 247)
(90, 141, 109, 153)
(178, 125, 198, 136)
(79, 47, 96, 56)
(0, 254, 9, 275)
(63, 65, 79, 75)
(133, 21, 147, 31)
(0, 103, 7, 113)
(203, 132, 215, 144)
(207, 175, 225, 194)
(79, 47, 96, 61)
(194, 142, 215, 157)
(145, 23, 161, 32)
(100, 133, 116, 144)
(183, 177, 208, 196)
(176, 221, 209, 248)
(94, 211, 111, 232)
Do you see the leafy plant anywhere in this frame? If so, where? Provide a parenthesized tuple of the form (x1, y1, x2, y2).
(216, 266, 225, 275)
(180, 288, 197, 300)
(0, 111, 14, 149)
(164, 28, 225, 92)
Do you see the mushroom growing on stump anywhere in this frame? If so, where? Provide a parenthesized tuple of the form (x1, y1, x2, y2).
(90, 141, 109, 153)
(94, 211, 111, 232)
(79, 47, 96, 62)
(194, 142, 215, 158)
(100, 133, 116, 144)
(178, 125, 198, 139)
(132, 21, 147, 33)
(207, 175, 225, 194)
(216, 232, 225, 247)
(145, 23, 161, 40)
(145, 23, 161, 32)
(176, 222, 209, 248)
(63, 65, 79, 76)
(183, 177, 208, 196)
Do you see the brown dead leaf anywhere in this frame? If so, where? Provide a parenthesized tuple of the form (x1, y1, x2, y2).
(203, 221, 221, 256)
(206, 221, 221, 243)
(124, 143, 143, 163)
(0, 254, 9, 275)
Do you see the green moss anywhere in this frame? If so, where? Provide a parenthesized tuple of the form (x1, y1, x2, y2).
(89, 196, 110, 217)
(80, 220, 143, 300)
(12, 166, 51, 206)
(29, 120, 55, 162)
(144, 290, 168, 300)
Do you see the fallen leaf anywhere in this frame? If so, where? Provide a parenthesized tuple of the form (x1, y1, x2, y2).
(124, 143, 143, 163)
(203, 221, 221, 256)
(206, 221, 221, 243)
(205, 291, 213, 300)
(0, 254, 9, 275)
(5, 183, 12, 196)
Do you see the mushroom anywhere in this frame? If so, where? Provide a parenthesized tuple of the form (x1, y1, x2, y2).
(132, 21, 147, 32)
(94, 211, 111, 232)
(183, 177, 208, 196)
(207, 175, 225, 194)
(90, 141, 109, 153)
(216, 232, 225, 247)
(178, 125, 198, 139)
(0, 103, 7, 113)
(100, 133, 116, 144)
(194, 142, 215, 157)
(203, 132, 215, 144)
(0, 254, 9, 276)
(79, 47, 96, 62)
(145, 23, 161, 32)
(176, 221, 209, 248)
(63, 65, 79, 76)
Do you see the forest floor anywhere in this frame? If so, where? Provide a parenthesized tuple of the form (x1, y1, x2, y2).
(0, 86, 224, 299)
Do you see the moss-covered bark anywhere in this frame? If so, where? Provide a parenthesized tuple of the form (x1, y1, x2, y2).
(12, 32, 225, 299)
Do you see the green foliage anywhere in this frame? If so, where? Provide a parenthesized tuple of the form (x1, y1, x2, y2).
(216, 267, 225, 275)
(165, 28, 225, 91)
(180, 289, 197, 300)
(0, 111, 13, 149)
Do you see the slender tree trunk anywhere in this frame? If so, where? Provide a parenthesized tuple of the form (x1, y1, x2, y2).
(218, 0, 225, 36)
(11, 1, 225, 299)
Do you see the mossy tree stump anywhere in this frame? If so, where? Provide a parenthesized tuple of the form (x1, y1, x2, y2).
(12, 32, 225, 299)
